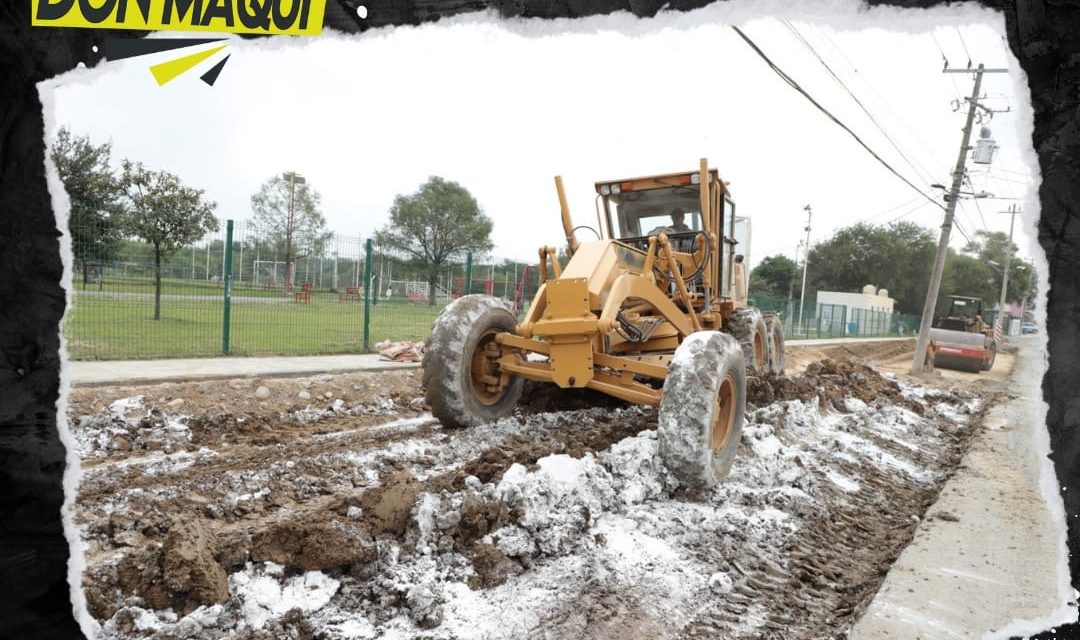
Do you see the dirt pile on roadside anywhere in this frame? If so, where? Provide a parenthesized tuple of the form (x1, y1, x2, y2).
(85, 515, 232, 620)
(748, 358, 923, 414)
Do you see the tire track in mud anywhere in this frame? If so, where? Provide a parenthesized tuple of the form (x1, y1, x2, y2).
(77, 412, 438, 501)
(676, 397, 989, 639)
(511, 372, 990, 640)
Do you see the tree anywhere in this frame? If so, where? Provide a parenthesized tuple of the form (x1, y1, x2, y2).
(251, 172, 331, 294)
(375, 176, 494, 305)
(805, 221, 936, 312)
(749, 254, 797, 298)
(50, 127, 124, 266)
(962, 230, 1037, 304)
(119, 161, 218, 320)
(938, 250, 997, 314)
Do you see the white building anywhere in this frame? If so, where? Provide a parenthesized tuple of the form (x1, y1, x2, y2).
(816, 285, 896, 335)
(817, 284, 896, 314)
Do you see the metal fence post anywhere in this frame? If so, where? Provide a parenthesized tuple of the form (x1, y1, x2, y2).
(363, 238, 373, 352)
(465, 251, 473, 295)
(222, 220, 234, 354)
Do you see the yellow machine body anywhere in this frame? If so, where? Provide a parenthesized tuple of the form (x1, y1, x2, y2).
(487, 158, 754, 405)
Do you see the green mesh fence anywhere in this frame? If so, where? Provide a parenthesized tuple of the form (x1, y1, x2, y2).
(65, 219, 480, 360)
(748, 292, 922, 340)
(65, 220, 926, 361)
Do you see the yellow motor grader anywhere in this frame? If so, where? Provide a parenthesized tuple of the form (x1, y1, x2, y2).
(423, 159, 784, 488)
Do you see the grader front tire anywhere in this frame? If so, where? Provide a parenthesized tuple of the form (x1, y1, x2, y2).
(422, 295, 524, 429)
(658, 332, 747, 489)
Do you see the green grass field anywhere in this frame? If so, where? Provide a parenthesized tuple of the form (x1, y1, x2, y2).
(65, 291, 444, 360)
(65, 277, 911, 360)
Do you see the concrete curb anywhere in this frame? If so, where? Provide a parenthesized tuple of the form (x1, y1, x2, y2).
(67, 337, 915, 387)
(67, 354, 421, 387)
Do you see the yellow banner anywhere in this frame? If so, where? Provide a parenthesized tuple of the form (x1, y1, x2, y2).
(31, 0, 325, 36)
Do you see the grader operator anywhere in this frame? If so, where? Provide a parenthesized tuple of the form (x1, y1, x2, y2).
(423, 159, 785, 489)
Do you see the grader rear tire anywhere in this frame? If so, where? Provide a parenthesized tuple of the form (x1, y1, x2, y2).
(423, 295, 524, 429)
(726, 307, 768, 374)
(658, 332, 746, 489)
(762, 312, 786, 375)
(983, 342, 997, 371)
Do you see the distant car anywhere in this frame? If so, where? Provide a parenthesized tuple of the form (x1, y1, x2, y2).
(1022, 323, 1038, 335)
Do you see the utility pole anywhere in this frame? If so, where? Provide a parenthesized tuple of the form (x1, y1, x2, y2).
(797, 205, 812, 331)
(788, 240, 803, 303)
(996, 203, 1019, 337)
(912, 63, 1007, 372)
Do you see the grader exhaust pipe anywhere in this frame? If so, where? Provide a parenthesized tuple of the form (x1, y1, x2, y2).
(555, 175, 580, 256)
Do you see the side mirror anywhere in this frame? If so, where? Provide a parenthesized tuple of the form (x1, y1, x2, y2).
(734, 254, 744, 264)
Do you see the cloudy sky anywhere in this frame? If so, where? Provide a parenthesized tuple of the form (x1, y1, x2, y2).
(41, 0, 1039, 275)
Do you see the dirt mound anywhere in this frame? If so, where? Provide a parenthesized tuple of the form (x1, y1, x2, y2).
(748, 358, 923, 415)
(432, 409, 654, 493)
(87, 517, 232, 619)
(249, 519, 375, 572)
(518, 380, 629, 412)
(359, 471, 425, 536)
(468, 543, 520, 589)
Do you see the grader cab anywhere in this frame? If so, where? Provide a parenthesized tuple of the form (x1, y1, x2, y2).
(423, 159, 785, 488)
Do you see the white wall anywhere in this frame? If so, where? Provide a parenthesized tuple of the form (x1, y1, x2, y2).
(817, 291, 895, 314)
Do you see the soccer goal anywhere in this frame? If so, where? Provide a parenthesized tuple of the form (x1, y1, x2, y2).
(253, 260, 288, 287)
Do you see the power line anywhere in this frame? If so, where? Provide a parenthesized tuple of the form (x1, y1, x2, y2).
(971, 194, 990, 234)
(812, 24, 953, 182)
(932, 30, 968, 104)
(981, 171, 1032, 186)
(868, 196, 925, 221)
(889, 199, 937, 224)
(952, 203, 977, 245)
(783, 21, 937, 186)
(930, 31, 950, 69)
(730, 25, 946, 214)
(955, 27, 973, 68)
(963, 172, 990, 232)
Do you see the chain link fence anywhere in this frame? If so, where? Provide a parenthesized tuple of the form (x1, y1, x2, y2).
(750, 292, 922, 340)
(64, 218, 533, 360)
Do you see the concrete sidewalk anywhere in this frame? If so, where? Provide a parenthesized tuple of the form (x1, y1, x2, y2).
(66, 337, 913, 387)
(850, 343, 1076, 639)
(67, 354, 421, 386)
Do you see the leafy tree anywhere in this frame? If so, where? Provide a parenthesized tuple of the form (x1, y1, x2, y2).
(937, 250, 997, 316)
(375, 176, 494, 305)
(251, 172, 331, 294)
(119, 161, 218, 320)
(805, 221, 936, 312)
(962, 230, 1036, 304)
(749, 254, 797, 298)
(50, 127, 124, 266)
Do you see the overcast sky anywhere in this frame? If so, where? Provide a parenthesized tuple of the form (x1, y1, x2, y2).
(41, 0, 1039, 277)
